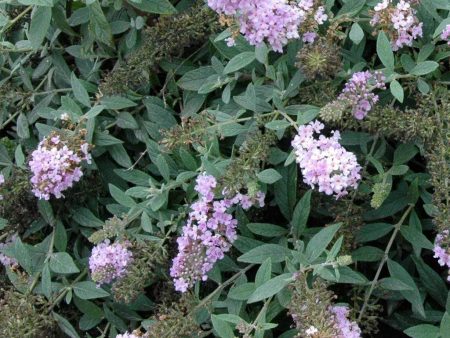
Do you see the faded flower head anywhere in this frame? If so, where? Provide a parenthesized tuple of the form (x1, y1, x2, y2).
(0, 173, 4, 200)
(370, 0, 423, 50)
(296, 38, 342, 80)
(170, 173, 264, 292)
(292, 121, 362, 198)
(89, 240, 134, 285)
(29, 131, 92, 200)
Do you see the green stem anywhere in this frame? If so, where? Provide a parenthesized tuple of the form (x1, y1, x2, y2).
(47, 268, 88, 313)
(357, 204, 414, 322)
(0, 5, 32, 35)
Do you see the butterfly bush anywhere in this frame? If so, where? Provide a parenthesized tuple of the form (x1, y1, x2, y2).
(29, 133, 91, 200)
(338, 71, 386, 120)
(89, 240, 134, 285)
(441, 24, 450, 45)
(0, 234, 18, 268)
(370, 0, 423, 50)
(292, 121, 362, 198)
(331, 306, 362, 338)
(433, 230, 450, 282)
(170, 174, 264, 292)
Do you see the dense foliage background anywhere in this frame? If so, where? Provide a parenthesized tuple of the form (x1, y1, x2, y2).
(0, 0, 449, 337)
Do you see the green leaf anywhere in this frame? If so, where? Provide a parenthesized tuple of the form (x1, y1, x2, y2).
(305, 223, 341, 262)
(291, 190, 311, 238)
(155, 154, 171, 182)
(400, 226, 434, 250)
(337, 0, 366, 17)
(228, 283, 256, 300)
(17, 113, 30, 139)
(255, 258, 272, 287)
(257, 169, 282, 184)
(409, 61, 439, 76)
(211, 314, 234, 338)
(88, 0, 113, 46)
(223, 52, 256, 74)
(352, 246, 384, 262)
(177, 66, 216, 91)
(413, 256, 447, 307)
(441, 313, 450, 338)
(101, 96, 137, 109)
(247, 223, 288, 237)
(127, 0, 177, 14)
(117, 112, 139, 129)
(238, 244, 291, 264)
(84, 105, 105, 119)
(394, 143, 418, 165)
(379, 277, 413, 291)
(248, 273, 293, 303)
(109, 184, 136, 208)
(356, 223, 394, 242)
(349, 22, 364, 44)
(53, 312, 80, 338)
(387, 259, 425, 317)
(73, 281, 110, 300)
(72, 208, 103, 228)
(50, 253, 80, 274)
(29, 6, 52, 50)
(71, 73, 90, 107)
(377, 31, 395, 69)
(390, 80, 404, 103)
(404, 324, 439, 338)
(41, 263, 52, 299)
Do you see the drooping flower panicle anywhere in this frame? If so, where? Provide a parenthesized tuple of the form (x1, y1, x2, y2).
(441, 24, 450, 45)
(292, 121, 362, 198)
(433, 230, 450, 282)
(331, 306, 362, 338)
(339, 71, 386, 120)
(0, 234, 18, 268)
(89, 240, 134, 285)
(170, 174, 264, 292)
(370, 0, 423, 50)
(208, 0, 328, 52)
(29, 132, 91, 200)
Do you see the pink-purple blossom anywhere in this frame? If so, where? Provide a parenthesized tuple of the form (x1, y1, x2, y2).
(441, 24, 450, 45)
(170, 174, 264, 292)
(339, 71, 386, 120)
(370, 0, 423, 50)
(29, 134, 91, 200)
(292, 121, 362, 198)
(433, 230, 450, 282)
(331, 306, 362, 338)
(0, 234, 18, 268)
(89, 240, 133, 285)
(0, 173, 4, 200)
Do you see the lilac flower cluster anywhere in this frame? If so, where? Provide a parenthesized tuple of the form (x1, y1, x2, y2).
(297, 0, 328, 43)
(330, 306, 362, 338)
(29, 134, 91, 200)
(441, 24, 450, 45)
(89, 240, 134, 285)
(338, 71, 386, 120)
(208, 0, 301, 52)
(115, 332, 141, 338)
(170, 174, 264, 292)
(292, 121, 362, 198)
(0, 173, 4, 200)
(433, 230, 450, 282)
(0, 234, 18, 268)
(370, 0, 423, 50)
